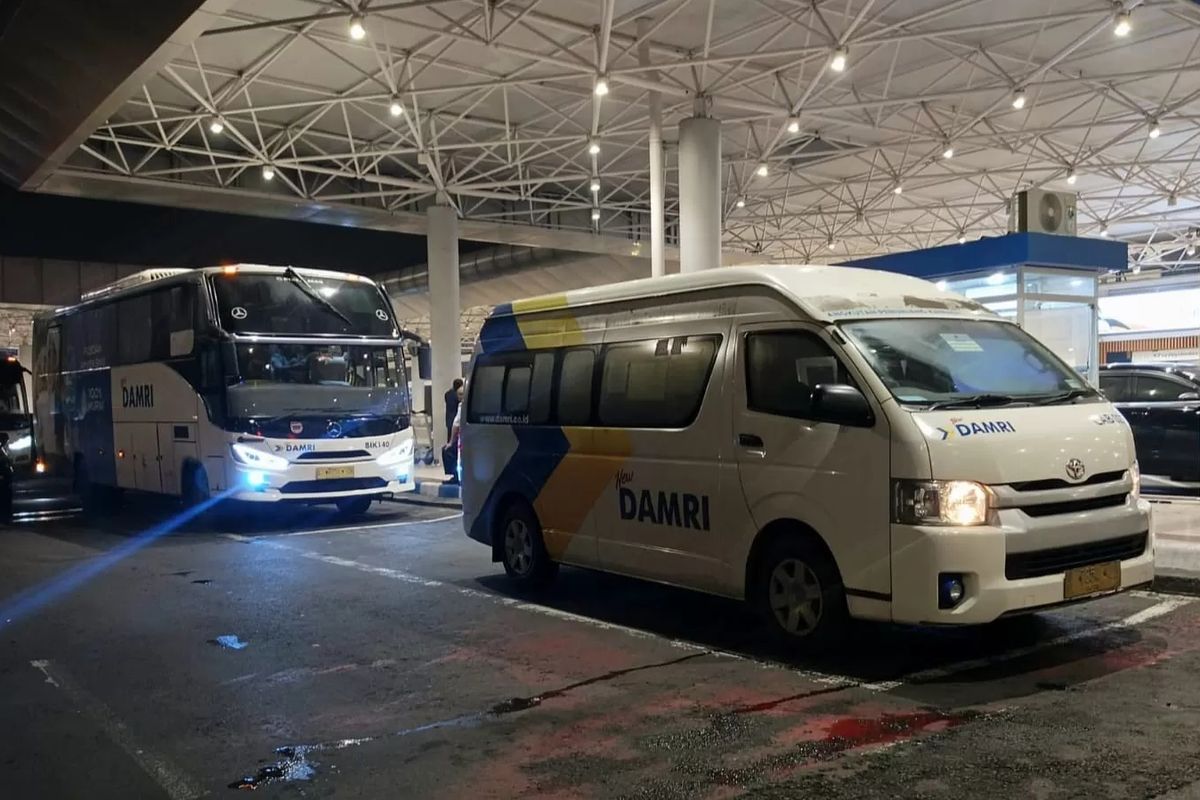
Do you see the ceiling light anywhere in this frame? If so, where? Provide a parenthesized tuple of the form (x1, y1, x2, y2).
(588, 140, 601, 156)
(261, 165, 275, 181)
(349, 14, 366, 40)
(1067, 167, 1077, 185)
(1148, 118, 1161, 139)
(957, 233, 967, 244)
(594, 77, 609, 97)
(1012, 88, 1027, 110)
(1099, 222, 1109, 236)
(756, 162, 768, 177)
(893, 182, 903, 195)
(786, 119, 800, 134)
(830, 46, 848, 73)
(942, 141, 954, 159)
(208, 117, 224, 135)
(589, 179, 600, 193)
(1187, 243, 1196, 256)
(827, 236, 836, 250)
(389, 97, 404, 117)
(1114, 9, 1131, 37)
(591, 209, 601, 221)
(736, 197, 746, 208)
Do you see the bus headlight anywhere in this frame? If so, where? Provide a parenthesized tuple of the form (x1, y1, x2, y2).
(8, 434, 31, 451)
(231, 443, 289, 471)
(376, 438, 414, 467)
(893, 480, 990, 526)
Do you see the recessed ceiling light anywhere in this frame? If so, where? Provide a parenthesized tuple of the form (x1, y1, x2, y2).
(830, 46, 848, 73)
(349, 14, 366, 40)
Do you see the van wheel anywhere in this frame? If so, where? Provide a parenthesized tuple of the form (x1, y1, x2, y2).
(336, 495, 372, 516)
(499, 501, 557, 590)
(755, 536, 847, 651)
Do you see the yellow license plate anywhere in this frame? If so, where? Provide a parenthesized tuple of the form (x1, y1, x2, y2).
(315, 466, 355, 480)
(1063, 561, 1121, 599)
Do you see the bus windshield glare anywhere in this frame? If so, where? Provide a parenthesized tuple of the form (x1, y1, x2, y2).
(840, 318, 1089, 406)
(228, 343, 409, 417)
(212, 272, 397, 337)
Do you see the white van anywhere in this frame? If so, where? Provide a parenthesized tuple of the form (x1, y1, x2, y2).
(461, 266, 1153, 648)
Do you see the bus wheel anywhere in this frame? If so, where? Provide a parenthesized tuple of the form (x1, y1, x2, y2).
(754, 535, 848, 652)
(498, 501, 558, 590)
(336, 495, 372, 516)
(74, 458, 117, 513)
(182, 463, 210, 508)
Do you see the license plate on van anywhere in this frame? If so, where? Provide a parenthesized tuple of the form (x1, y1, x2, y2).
(1063, 561, 1120, 599)
(316, 466, 355, 480)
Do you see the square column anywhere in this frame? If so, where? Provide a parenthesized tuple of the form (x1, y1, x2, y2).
(427, 204, 460, 451)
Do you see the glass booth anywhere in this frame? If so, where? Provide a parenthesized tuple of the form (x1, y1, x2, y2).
(938, 266, 1099, 384)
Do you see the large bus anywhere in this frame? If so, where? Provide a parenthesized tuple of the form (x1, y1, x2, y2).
(32, 265, 416, 513)
(461, 265, 1153, 649)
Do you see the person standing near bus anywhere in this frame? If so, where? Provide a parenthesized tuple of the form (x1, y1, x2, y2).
(444, 378, 463, 441)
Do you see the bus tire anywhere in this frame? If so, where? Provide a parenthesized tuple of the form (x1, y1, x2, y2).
(74, 456, 118, 513)
(181, 462, 210, 508)
(336, 495, 372, 516)
(498, 499, 557, 590)
(753, 533, 848, 652)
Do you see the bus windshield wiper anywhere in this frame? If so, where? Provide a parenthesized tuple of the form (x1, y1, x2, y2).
(926, 393, 1020, 411)
(283, 267, 353, 328)
(1031, 388, 1098, 406)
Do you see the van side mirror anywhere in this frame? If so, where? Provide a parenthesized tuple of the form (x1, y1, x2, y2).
(811, 384, 874, 427)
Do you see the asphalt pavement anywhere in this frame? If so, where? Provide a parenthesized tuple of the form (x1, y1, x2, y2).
(3, 498, 1200, 798)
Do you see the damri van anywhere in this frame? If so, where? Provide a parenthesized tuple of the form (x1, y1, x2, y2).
(461, 266, 1153, 648)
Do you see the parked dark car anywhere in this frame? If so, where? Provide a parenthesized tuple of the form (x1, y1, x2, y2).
(1098, 363, 1200, 495)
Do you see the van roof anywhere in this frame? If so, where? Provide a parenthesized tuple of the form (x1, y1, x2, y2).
(492, 264, 995, 324)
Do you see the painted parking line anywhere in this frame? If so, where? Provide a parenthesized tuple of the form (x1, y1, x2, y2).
(30, 659, 206, 800)
(233, 513, 463, 539)
(223, 533, 1194, 694)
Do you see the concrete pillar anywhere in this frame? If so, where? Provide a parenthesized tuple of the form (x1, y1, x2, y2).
(426, 204, 460, 452)
(677, 115, 722, 272)
(638, 18, 666, 278)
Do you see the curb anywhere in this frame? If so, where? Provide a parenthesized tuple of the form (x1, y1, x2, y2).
(415, 479, 461, 500)
(1152, 572, 1200, 598)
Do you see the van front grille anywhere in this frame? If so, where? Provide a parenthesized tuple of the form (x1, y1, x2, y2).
(1020, 493, 1127, 517)
(1008, 470, 1126, 492)
(1005, 532, 1148, 580)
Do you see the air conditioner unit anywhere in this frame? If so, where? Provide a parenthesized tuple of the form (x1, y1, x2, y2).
(1010, 189, 1077, 236)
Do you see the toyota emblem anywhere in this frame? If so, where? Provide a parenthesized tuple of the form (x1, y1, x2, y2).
(290, 420, 304, 435)
(327, 421, 343, 438)
(1065, 458, 1086, 481)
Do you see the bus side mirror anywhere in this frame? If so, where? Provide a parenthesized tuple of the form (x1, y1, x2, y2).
(416, 344, 432, 381)
(811, 384, 874, 428)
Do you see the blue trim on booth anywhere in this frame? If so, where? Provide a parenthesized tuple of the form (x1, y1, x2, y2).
(837, 233, 1127, 278)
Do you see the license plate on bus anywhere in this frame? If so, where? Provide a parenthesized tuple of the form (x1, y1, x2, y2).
(1063, 561, 1120, 599)
(316, 466, 355, 480)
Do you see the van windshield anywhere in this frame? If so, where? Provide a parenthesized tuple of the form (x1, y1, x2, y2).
(840, 318, 1091, 407)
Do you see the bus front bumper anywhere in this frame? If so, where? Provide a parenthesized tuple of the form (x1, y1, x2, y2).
(230, 465, 416, 502)
(889, 499, 1154, 625)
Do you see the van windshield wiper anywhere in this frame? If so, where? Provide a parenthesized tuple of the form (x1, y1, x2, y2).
(1030, 388, 1098, 406)
(926, 393, 1020, 411)
(284, 267, 353, 328)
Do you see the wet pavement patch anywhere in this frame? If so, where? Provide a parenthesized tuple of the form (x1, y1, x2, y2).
(229, 746, 317, 790)
(209, 635, 248, 650)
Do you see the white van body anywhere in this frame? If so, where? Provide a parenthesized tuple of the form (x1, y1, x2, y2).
(461, 265, 1153, 629)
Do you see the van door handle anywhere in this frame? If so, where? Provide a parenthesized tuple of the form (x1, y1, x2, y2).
(738, 433, 764, 448)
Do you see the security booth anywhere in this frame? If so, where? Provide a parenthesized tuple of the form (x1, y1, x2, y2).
(839, 232, 1128, 386)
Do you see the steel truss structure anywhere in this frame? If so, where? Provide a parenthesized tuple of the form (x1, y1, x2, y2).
(58, 0, 1200, 270)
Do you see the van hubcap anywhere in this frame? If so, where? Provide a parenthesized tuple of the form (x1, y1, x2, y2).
(768, 559, 823, 636)
(504, 519, 534, 575)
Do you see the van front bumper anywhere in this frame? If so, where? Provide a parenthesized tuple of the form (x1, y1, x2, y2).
(890, 498, 1154, 625)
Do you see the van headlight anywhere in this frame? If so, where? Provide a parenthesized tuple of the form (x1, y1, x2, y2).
(376, 438, 414, 467)
(8, 434, 31, 451)
(231, 443, 289, 471)
(1130, 461, 1141, 501)
(893, 480, 990, 526)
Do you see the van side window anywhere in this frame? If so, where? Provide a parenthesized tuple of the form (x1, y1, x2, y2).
(469, 352, 554, 425)
(557, 349, 595, 425)
(746, 331, 855, 419)
(598, 335, 720, 428)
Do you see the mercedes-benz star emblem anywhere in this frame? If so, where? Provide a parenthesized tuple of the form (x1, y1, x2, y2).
(1065, 458, 1086, 481)
(231, 306, 248, 319)
(327, 421, 343, 438)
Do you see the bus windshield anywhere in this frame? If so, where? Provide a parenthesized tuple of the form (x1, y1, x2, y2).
(227, 343, 409, 418)
(840, 317, 1091, 407)
(211, 271, 397, 337)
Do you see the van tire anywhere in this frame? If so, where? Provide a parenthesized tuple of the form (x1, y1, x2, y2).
(753, 534, 848, 652)
(498, 500, 558, 590)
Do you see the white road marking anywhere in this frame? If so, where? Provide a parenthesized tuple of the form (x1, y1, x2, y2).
(221, 532, 1195, 694)
(230, 512, 463, 539)
(30, 659, 205, 800)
